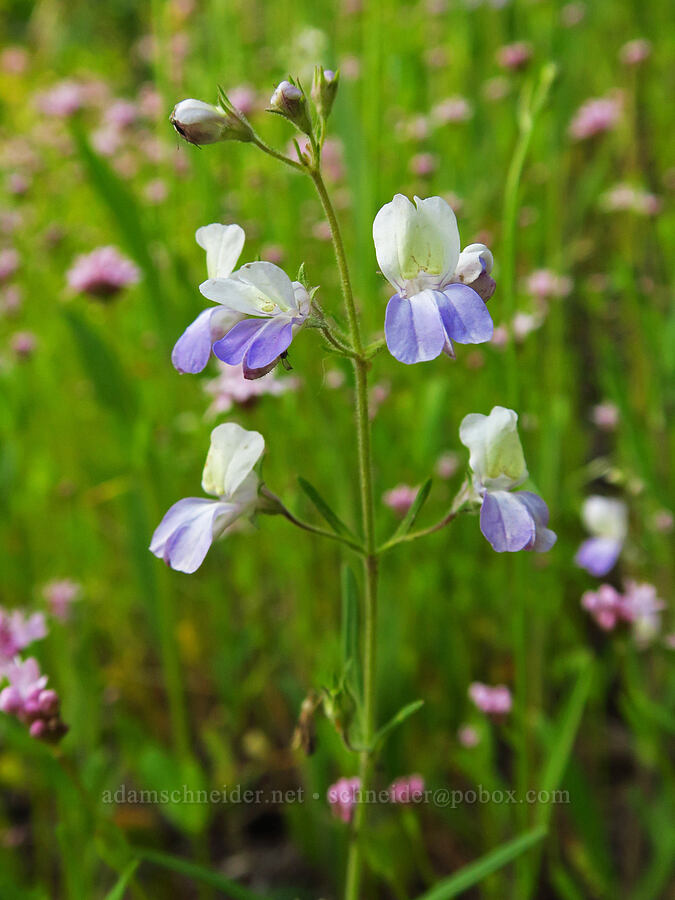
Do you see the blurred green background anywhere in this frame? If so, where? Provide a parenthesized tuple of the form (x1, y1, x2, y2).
(0, 0, 673, 897)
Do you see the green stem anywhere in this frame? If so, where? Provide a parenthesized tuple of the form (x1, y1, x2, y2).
(261, 488, 365, 555)
(501, 64, 556, 409)
(308, 167, 377, 900)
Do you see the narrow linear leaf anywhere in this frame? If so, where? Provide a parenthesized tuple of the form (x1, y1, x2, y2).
(298, 477, 354, 537)
(341, 564, 362, 698)
(374, 699, 424, 749)
(64, 310, 137, 421)
(417, 827, 547, 900)
(137, 848, 266, 899)
(104, 860, 140, 900)
(392, 478, 432, 539)
(536, 660, 594, 827)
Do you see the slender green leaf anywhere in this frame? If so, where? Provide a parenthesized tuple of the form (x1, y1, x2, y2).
(374, 699, 424, 748)
(536, 660, 594, 827)
(297, 477, 354, 537)
(341, 564, 362, 699)
(392, 479, 432, 539)
(417, 827, 547, 900)
(64, 310, 138, 422)
(137, 848, 267, 899)
(104, 861, 140, 900)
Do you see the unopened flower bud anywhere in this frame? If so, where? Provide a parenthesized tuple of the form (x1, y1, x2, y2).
(170, 98, 253, 146)
(311, 67, 339, 119)
(268, 81, 312, 134)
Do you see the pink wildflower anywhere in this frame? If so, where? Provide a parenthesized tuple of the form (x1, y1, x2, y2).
(619, 39, 651, 66)
(569, 95, 621, 141)
(0, 610, 47, 660)
(431, 96, 473, 124)
(67, 246, 140, 299)
(0, 248, 19, 282)
(383, 484, 418, 517)
(35, 80, 84, 117)
(202, 362, 297, 417)
(457, 724, 480, 748)
(525, 269, 572, 300)
(389, 774, 425, 804)
(497, 42, 533, 71)
(11, 331, 37, 359)
(581, 584, 624, 631)
(435, 452, 459, 480)
(42, 580, 81, 622)
(590, 402, 620, 431)
(469, 682, 512, 716)
(327, 776, 361, 823)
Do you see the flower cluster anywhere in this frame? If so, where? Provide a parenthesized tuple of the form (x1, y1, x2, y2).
(67, 246, 140, 299)
(468, 682, 513, 717)
(327, 773, 425, 823)
(582, 581, 664, 645)
(0, 607, 67, 743)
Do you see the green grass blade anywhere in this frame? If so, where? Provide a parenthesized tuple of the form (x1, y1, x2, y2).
(104, 860, 140, 900)
(136, 848, 267, 899)
(417, 827, 547, 900)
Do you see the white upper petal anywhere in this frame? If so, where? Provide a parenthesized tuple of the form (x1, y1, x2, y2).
(581, 496, 628, 541)
(373, 194, 460, 294)
(199, 261, 297, 317)
(454, 243, 494, 284)
(195, 223, 245, 279)
(201, 422, 265, 498)
(459, 406, 528, 491)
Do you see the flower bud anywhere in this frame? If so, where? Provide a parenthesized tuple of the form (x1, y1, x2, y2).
(311, 67, 339, 120)
(268, 81, 312, 134)
(170, 98, 253, 146)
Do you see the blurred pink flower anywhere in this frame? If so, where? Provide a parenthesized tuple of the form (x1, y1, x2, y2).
(651, 509, 673, 534)
(457, 724, 480, 748)
(483, 76, 510, 102)
(469, 682, 512, 716)
(435, 452, 460, 479)
(525, 269, 572, 300)
(383, 484, 418, 517)
(91, 126, 123, 157)
(389, 774, 425, 804)
(431, 96, 473, 124)
(621, 581, 664, 645)
(0, 248, 19, 282)
(409, 152, 438, 177)
(619, 39, 651, 66)
(497, 42, 532, 71)
(590, 402, 620, 431)
(11, 331, 37, 359)
(228, 84, 258, 117)
(35, 80, 84, 117)
(144, 179, 169, 204)
(67, 246, 140, 299)
(0, 658, 67, 743)
(0, 610, 46, 660)
(202, 362, 298, 417)
(601, 183, 661, 216)
(561, 2, 586, 26)
(1, 285, 23, 316)
(7, 173, 30, 195)
(104, 99, 138, 129)
(42, 580, 81, 622)
(327, 776, 361, 823)
(581, 584, 624, 631)
(1, 46, 28, 75)
(569, 95, 621, 141)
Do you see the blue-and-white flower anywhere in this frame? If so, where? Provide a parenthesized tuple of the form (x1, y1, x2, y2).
(150, 423, 264, 574)
(459, 406, 556, 553)
(172, 224, 247, 374)
(373, 194, 494, 364)
(574, 496, 627, 576)
(200, 261, 311, 373)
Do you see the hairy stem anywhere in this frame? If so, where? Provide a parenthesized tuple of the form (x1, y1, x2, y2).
(309, 167, 377, 900)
